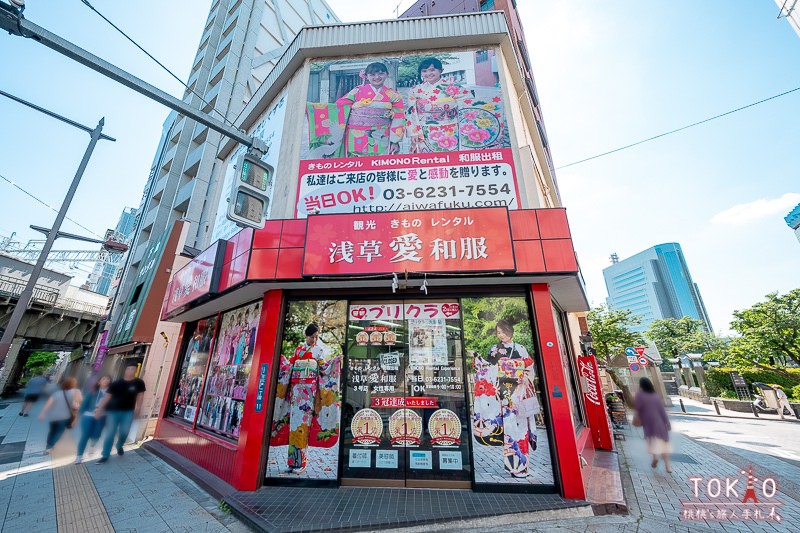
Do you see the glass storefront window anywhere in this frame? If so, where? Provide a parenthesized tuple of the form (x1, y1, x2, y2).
(463, 296, 555, 487)
(266, 300, 347, 480)
(339, 301, 470, 487)
(169, 317, 218, 424)
(551, 303, 586, 433)
(197, 300, 262, 440)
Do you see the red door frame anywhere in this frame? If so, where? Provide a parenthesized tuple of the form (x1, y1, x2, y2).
(231, 289, 285, 490)
(530, 283, 585, 500)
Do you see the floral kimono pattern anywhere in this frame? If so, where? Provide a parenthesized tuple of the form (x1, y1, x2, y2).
(271, 343, 342, 472)
(473, 342, 536, 478)
(407, 79, 471, 153)
(335, 84, 406, 157)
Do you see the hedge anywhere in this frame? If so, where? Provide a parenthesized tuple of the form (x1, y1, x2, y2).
(705, 367, 800, 400)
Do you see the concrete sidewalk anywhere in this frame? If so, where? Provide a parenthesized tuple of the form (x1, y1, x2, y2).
(667, 395, 800, 422)
(0, 398, 251, 532)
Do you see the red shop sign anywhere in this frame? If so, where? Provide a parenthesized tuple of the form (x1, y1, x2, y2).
(371, 397, 440, 409)
(163, 240, 226, 317)
(303, 207, 515, 276)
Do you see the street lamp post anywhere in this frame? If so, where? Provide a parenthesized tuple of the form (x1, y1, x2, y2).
(0, 118, 112, 378)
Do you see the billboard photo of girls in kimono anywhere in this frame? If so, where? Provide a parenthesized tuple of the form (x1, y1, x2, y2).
(197, 300, 261, 440)
(266, 300, 347, 480)
(462, 296, 555, 486)
(301, 49, 510, 160)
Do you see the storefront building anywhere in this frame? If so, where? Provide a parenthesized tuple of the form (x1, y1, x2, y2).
(152, 12, 611, 500)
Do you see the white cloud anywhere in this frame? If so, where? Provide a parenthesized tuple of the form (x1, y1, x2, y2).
(710, 193, 800, 226)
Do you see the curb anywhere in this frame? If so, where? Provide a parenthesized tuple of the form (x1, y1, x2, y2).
(668, 410, 800, 423)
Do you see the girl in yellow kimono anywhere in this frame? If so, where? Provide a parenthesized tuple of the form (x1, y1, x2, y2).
(408, 57, 472, 153)
(335, 62, 405, 156)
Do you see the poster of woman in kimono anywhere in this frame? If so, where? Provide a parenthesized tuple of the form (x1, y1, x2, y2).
(463, 297, 555, 486)
(267, 300, 347, 480)
(197, 300, 261, 440)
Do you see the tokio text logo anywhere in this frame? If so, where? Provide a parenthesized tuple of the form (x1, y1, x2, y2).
(577, 359, 601, 406)
(681, 466, 781, 523)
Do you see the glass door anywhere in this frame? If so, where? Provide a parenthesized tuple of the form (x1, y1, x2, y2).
(340, 300, 471, 488)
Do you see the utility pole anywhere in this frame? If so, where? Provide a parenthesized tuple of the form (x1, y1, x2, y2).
(0, 118, 109, 371)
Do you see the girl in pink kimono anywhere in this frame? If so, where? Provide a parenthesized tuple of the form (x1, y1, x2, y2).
(335, 62, 405, 157)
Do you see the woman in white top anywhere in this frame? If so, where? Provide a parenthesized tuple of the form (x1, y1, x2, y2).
(39, 376, 83, 454)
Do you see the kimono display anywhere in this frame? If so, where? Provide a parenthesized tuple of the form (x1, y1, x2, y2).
(407, 79, 471, 153)
(472, 341, 539, 478)
(335, 84, 406, 157)
(271, 342, 342, 472)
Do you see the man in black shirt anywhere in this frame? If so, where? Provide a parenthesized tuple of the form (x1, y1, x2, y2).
(96, 364, 146, 463)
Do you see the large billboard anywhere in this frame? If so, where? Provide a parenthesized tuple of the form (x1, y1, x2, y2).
(297, 49, 518, 217)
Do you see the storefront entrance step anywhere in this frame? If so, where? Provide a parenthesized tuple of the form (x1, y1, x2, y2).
(226, 486, 591, 533)
(585, 449, 627, 516)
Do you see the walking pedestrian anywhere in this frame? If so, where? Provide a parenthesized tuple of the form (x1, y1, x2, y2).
(75, 375, 111, 464)
(19, 373, 49, 416)
(96, 364, 146, 463)
(634, 377, 672, 473)
(774, 386, 796, 418)
(38, 377, 82, 454)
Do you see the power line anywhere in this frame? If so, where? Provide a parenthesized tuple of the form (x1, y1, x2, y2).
(556, 85, 800, 170)
(78, 0, 233, 127)
(0, 172, 101, 237)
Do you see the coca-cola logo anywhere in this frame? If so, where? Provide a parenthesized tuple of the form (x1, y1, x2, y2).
(579, 359, 601, 406)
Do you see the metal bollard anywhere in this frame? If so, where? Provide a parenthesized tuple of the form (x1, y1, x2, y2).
(714, 401, 721, 415)
(679, 399, 686, 413)
(751, 403, 759, 418)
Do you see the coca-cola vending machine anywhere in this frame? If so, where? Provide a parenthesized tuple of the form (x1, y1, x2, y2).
(578, 355, 613, 450)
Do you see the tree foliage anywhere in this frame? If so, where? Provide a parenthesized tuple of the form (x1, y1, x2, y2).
(730, 289, 800, 367)
(586, 305, 645, 365)
(23, 351, 58, 377)
(645, 317, 713, 359)
(281, 300, 347, 358)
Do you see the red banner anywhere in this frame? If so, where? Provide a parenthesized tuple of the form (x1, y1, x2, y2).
(577, 355, 613, 450)
(371, 397, 439, 409)
(303, 207, 515, 276)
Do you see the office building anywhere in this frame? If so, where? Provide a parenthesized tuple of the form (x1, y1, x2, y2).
(603, 243, 712, 332)
(786, 202, 800, 243)
(88, 206, 137, 296)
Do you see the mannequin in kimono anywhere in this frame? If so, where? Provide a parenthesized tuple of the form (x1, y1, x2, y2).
(284, 324, 323, 473)
(335, 62, 406, 157)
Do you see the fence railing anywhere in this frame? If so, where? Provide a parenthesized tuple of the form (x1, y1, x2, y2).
(0, 275, 107, 317)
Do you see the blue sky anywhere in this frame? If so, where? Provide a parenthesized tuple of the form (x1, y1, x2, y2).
(1, 1, 798, 334)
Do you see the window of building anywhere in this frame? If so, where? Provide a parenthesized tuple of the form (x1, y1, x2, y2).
(551, 303, 586, 433)
(167, 317, 218, 424)
(476, 50, 489, 63)
(197, 300, 262, 440)
(480, 0, 496, 11)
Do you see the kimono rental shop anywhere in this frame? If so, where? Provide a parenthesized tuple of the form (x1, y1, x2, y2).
(151, 13, 611, 501)
(152, 207, 610, 499)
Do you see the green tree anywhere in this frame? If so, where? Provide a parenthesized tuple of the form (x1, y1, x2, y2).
(396, 53, 460, 85)
(730, 289, 800, 367)
(586, 305, 645, 366)
(23, 351, 58, 378)
(461, 297, 533, 366)
(645, 317, 713, 359)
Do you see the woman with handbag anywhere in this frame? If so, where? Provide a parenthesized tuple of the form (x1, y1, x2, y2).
(39, 376, 83, 454)
(634, 377, 672, 473)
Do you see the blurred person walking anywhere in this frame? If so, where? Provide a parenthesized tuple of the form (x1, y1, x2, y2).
(96, 364, 146, 463)
(19, 373, 49, 416)
(38, 377, 82, 454)
(634, 377, 672, 473)
(74, 375, 111, 464)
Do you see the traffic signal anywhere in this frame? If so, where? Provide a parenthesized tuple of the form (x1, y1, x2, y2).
(226, 153, 273, 229)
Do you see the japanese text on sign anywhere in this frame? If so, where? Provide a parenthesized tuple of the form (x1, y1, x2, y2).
(296, 149, 519, 217)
